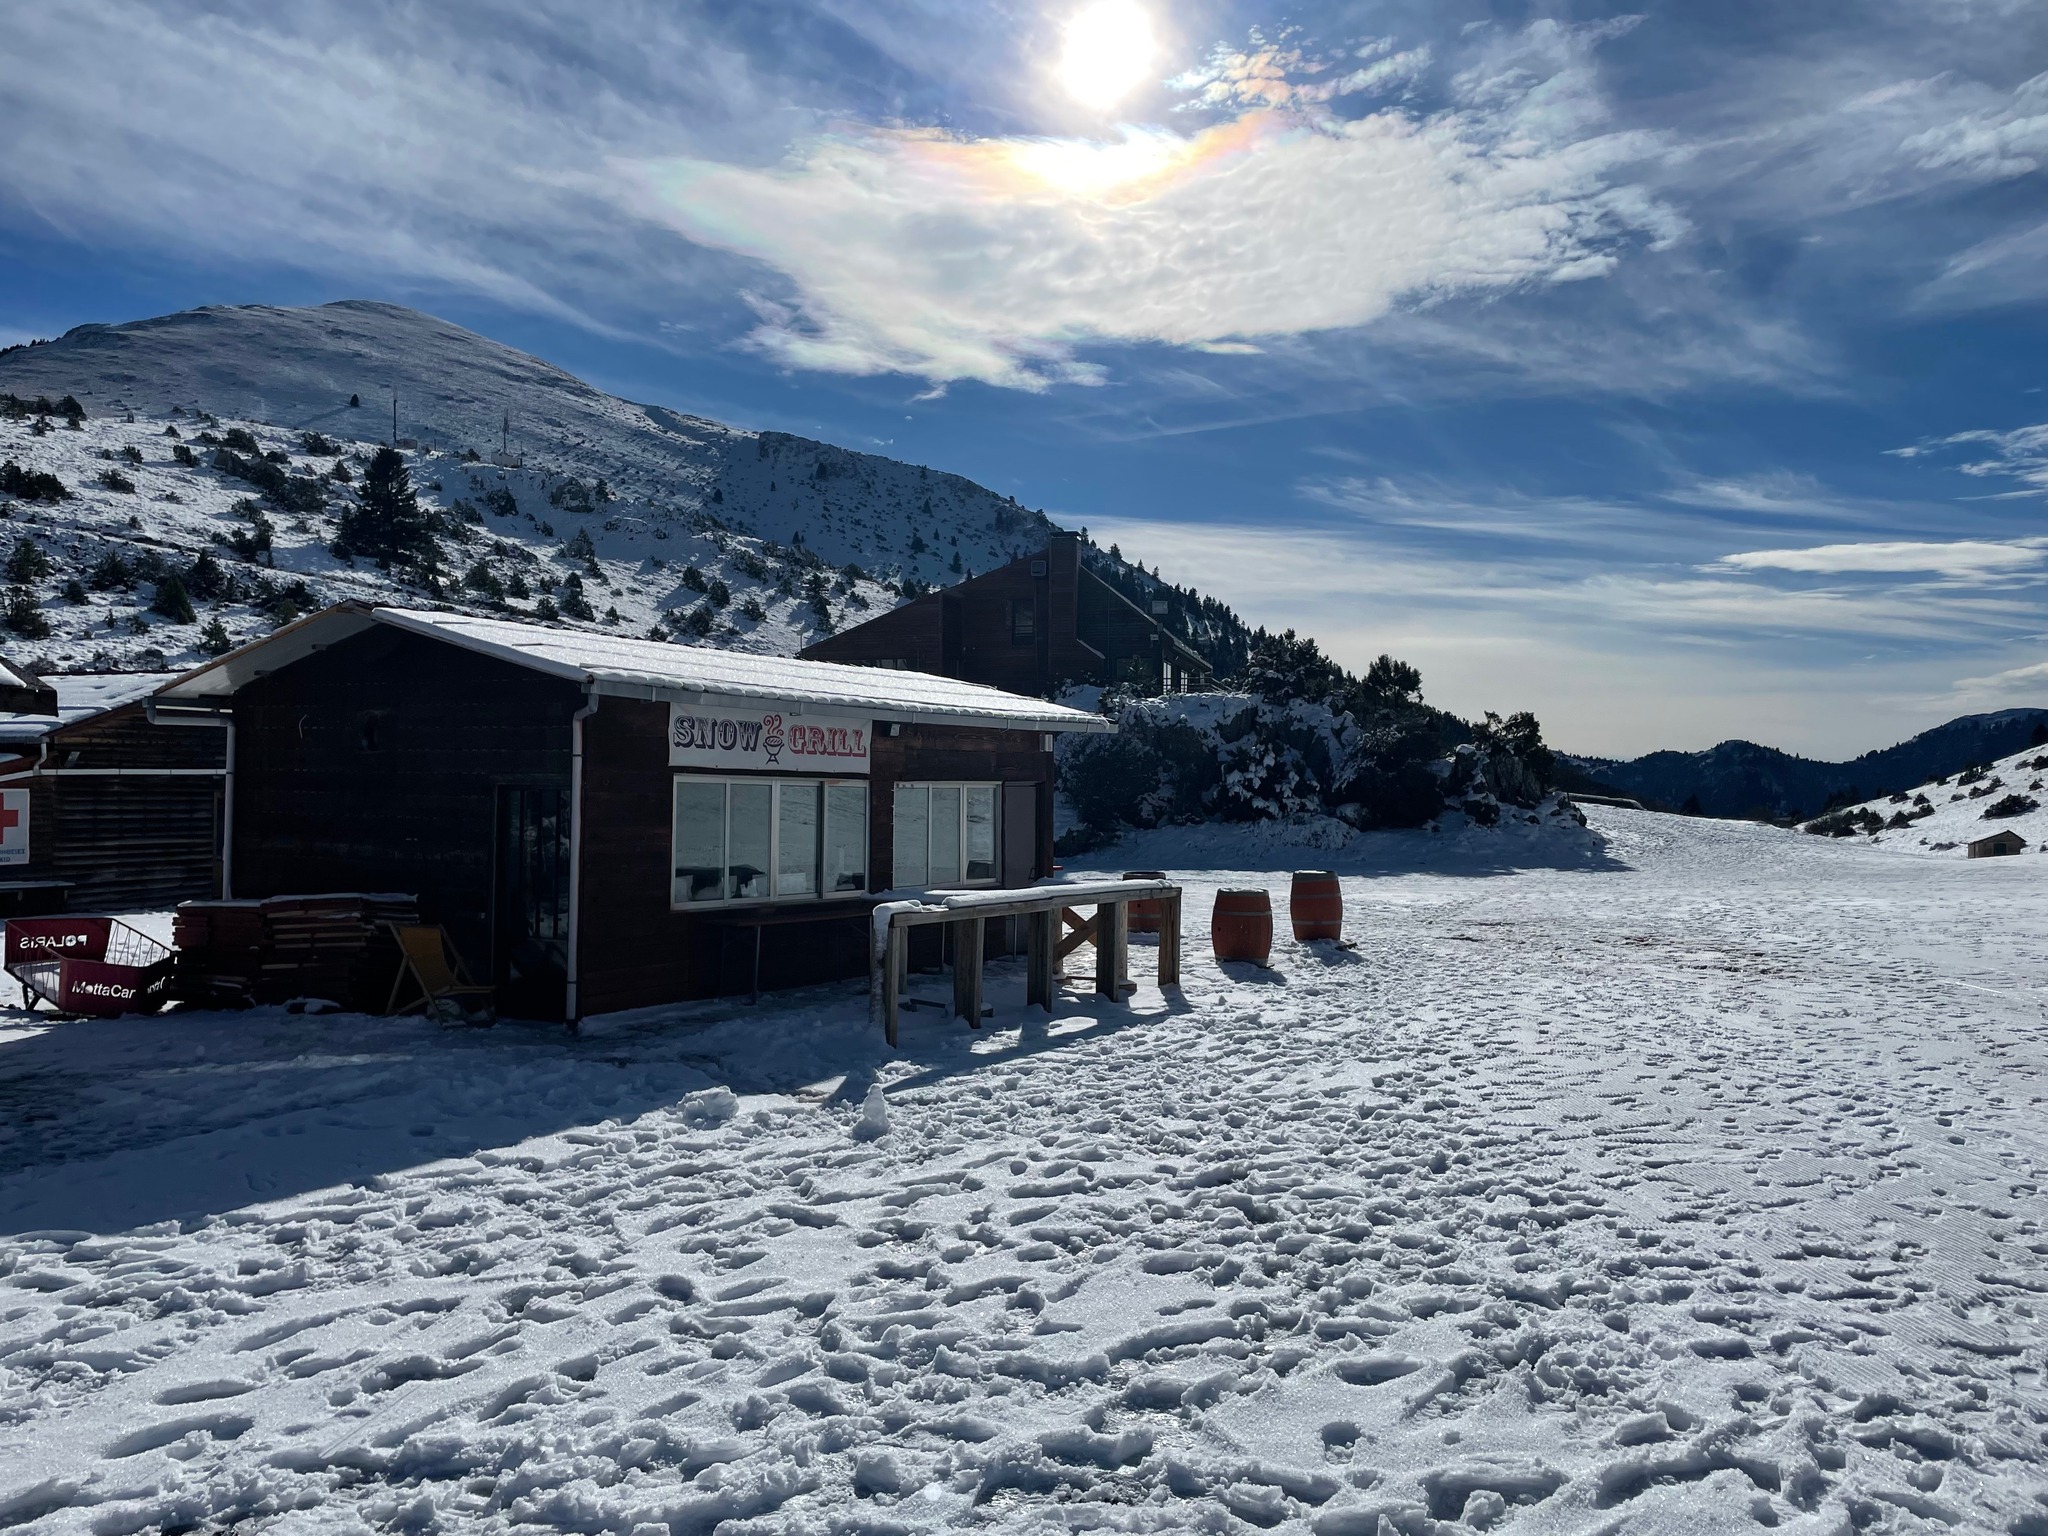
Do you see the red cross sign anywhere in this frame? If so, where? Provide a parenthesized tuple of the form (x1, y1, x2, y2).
(0, 789, 27, 866)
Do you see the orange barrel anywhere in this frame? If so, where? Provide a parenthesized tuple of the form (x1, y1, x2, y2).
(1290, 870, 1343, 941)
(1122, 870, 1167, 933)
(1211, 888, 1273, 964)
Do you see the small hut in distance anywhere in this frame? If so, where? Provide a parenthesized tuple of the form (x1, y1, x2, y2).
(1968, 829, 2027, 858)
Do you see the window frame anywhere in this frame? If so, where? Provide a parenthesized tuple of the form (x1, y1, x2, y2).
(890, 780, 1003, 890)
(669, 773, 870, 910)
(1010, 598, 1036, 645)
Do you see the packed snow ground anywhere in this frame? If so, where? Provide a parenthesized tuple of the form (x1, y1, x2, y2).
(1819, 742, 2048, 860)
(1, 810, 2045, 1534)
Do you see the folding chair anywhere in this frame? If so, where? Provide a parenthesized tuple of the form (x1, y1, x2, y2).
(384, 924, 495, 1021)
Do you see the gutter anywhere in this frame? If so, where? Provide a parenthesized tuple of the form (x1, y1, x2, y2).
(564, 685, 601, 1028)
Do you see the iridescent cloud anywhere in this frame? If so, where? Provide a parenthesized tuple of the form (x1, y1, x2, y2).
(621, 23, 1677, 389)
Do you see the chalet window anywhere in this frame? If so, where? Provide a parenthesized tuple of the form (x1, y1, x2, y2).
(1010, 599, 1036, 645)
(671, 776, 867, 907)
(891, 782, 999, 887)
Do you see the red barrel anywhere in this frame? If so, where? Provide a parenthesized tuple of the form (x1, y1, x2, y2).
(1122, 870, 1166, 933)
(1211, 889, 1273, 964)
(1290, 870, 1343, 941)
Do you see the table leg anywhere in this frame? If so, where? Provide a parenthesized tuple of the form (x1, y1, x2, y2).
(1027, 909, 1054, 1010)
(882, 924, 905, 1047)
(952, 917, 984, 1027)
(1096, 901, 1127, 1000)
(1158, 892, 1181, 987)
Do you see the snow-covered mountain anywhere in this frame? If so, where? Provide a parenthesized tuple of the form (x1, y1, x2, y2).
(1804, 740, 2048, 856)
(1567, 708, 2048, 820)
(0, 302, 1067, 673)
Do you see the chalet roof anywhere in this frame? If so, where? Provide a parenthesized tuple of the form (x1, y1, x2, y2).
(0, 673, 181, 744)
(157, 604, 1114, 733)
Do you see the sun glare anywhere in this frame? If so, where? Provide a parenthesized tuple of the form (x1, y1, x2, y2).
(1058, 0, 1156, 113)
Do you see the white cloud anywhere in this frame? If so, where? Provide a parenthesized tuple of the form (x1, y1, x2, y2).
(1890, 420, 2048, 493)
(1901, 70, 2048, 180)
(625, 22, 1675, 388)
(1710, 539, 2048, 577)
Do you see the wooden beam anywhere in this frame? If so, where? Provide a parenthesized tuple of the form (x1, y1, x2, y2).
(1158, 892, 1180, 988)
(1054, 909, 1098, 962)
(1095, 900, 1127, 1000)
(951, 916, 984, 1027)
(1027, 908, 1055, 1011)
(880, 925, 906, 1046)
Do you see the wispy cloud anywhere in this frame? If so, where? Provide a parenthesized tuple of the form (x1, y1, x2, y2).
(1709, 539, 2048, 578)
(1891, 420, 2048, 493)
(626, 21, 1676, 389)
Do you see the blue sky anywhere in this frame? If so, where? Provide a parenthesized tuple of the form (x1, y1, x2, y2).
(5, 0, 2048, 758)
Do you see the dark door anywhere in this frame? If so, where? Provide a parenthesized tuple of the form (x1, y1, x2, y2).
(1003, 782, 1038, 887)
(494, 784, 570, 1019)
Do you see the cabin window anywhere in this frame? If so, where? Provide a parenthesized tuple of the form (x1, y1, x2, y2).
(671, 776, 867, 907)
(891, 782, 1000, 887)
(1010, 599, 1036, 644)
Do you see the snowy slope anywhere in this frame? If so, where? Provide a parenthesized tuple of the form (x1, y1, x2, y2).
(1, 810, 2044, 1533)
(0, 303, 1060, 673)
(1809, 740, 2048, 857)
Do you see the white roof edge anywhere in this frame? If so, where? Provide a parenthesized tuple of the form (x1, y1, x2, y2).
(373, 607, 592, 685)
(155, 602, 1115, 733)
(588, 677, 1113, 732)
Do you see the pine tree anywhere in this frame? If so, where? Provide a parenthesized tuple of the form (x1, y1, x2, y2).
(150, 574, 196, 625)
(199, 617, 233, 655)
(4, 537, 51, 583)
(334, 447, 439, 573)
(3, 587, 48, 638)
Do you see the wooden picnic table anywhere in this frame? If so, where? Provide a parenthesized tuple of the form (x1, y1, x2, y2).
(869, 878, 1181, 1046)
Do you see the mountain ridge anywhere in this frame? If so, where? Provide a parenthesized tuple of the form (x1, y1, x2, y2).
(0, 300, 1252, 679)
(1568, 708, 2048, 820)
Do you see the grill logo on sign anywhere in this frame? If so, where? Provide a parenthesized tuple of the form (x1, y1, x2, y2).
(669, 704, 870, 771)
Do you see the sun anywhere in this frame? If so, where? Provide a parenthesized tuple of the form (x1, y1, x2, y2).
(1057, 0, 1157, 113)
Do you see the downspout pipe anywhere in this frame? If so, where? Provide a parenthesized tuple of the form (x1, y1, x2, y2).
(565, 686, 601, 1029)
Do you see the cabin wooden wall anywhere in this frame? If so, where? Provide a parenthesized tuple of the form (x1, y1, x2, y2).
(3, 703, 225, 911)
(575, 706, 1055, 1017)
(232, 627, 578, 980)
(803, 535, 1207, 695)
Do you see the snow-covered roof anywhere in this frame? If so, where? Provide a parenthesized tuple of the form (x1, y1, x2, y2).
(158, 605, 1113, 733)
(0, 672, 181, 744)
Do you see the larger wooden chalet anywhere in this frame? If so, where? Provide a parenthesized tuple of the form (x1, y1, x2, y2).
(801, 533, 1212, 697)
(0, 667, 225, 914)
(152, 604, 1112, 1022)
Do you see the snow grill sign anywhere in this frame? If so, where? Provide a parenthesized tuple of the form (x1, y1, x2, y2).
(668, 702, 871, 773)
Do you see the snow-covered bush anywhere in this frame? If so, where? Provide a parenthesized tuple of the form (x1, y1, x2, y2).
(1057, 630, 1559, 847)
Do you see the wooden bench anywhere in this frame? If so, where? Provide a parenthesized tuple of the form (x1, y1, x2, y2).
(869, 878, 1181, 1046)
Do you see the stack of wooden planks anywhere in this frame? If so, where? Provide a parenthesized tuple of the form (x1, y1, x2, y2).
(174, 893, 419, 1010)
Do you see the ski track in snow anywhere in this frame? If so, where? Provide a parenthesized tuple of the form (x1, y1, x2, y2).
(0, 810, 2044, 1534)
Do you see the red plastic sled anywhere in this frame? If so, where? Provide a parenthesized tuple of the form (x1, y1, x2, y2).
(5, 916, 175, 1017)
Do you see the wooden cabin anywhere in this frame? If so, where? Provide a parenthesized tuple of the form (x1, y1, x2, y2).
(0, 669, 225, 914)
(801, 533, 1212, 698)
(1967, 829, 2027, 858)
(152, 604, 1112, 1022)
